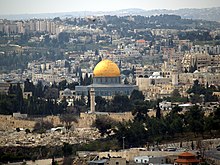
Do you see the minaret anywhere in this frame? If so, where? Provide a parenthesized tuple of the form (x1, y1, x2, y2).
(90, 87, 95, 113)
(172, 69, 179, 86)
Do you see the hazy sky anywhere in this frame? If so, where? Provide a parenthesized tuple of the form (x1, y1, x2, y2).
(0, 0, 220, 15)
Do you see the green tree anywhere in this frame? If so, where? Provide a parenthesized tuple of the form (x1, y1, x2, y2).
(130, 90, 145, 102)
(132, 103, 149, 122)
(34, 81, 44, 98)
(67, 82, 79, 90)
(58, 80, 68, 90)
(212, 107, 220, 131)
(184, 105, 205, 137)
(62, 142, 73, 157)
(114, 121, 148, 148)
(171, 89, 181, 98)
(60, 114, 78, 130)
(95, 96, 107, 112)
(93, 115, 117, 136)
(33, 121, 54, 133)
(187, 80, 205, 95)
(204, 114, 214, 135)
(60, 97, 68, 111)
(110, 95, 131, 112)
(87, 90, 90, 108)
(165, 110, 184, 136)
(24, 79, 35, 92)
(155, 102, 161, 119)
(95, 49, 99, 56)
(58, 32, 70, 44)
(15, 83, 24, 112)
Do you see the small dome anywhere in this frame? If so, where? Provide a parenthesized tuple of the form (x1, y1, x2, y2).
(63, 88, 72, 96)
(93, 59, 120, 77)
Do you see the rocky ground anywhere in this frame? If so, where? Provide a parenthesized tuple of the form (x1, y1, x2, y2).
(0, 128, 101, 147)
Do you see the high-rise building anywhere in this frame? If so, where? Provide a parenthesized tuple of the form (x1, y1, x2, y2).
(29, 20, 36, 32)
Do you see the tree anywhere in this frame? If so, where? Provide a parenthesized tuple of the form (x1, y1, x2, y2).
(171, 89, 181, 98)
(58, 80, 67, 90)
(184, 105, 205, 137)
(172, 105, 182, 113)
(212, 107, 220, 131)
(80, 76, 84, 86)
(58, 32, 70, 44)
(204, 114, 214, 135)
(110, 95, 131, 112)
(165, 110, 184, 136)
(33, 121, 54, 133)
(8, 84, 15, 95)
(84, 73, 90, 86)
(191, 141, 194, 150)
(132, 104, 149, 122)
(68, 82, 79, 90)
(180, 141, 182, 148)
(25, 129, 31, 134)
(114, 121, 148, 148)
(93, 115, 117, 136)
(60, 97, 68, 111)
(187, 80, 205, 95)
(95, 49, 99, 56)
(130, 90, 145, 102)
(15, 83, 24, 112)
(60, 114, 78, 130)
(44, 88, 58, 100)
(24, 79, 35, 92)
(44, 35, 50, 46)
(34, 81, 44, 98)
(87, 90, 90, 108)
(95, 96, 107, 112)
(156, 104, 161, 119)
(62, 142, 73, 157)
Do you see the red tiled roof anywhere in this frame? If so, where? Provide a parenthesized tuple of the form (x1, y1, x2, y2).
(175, 152, 200, 164)
(136, 39, 145, 43)
(175, 158, 200, 163)
(179, 152, 195, 157)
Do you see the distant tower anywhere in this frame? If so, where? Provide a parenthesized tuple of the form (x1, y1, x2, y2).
(90, 87, 95, 113)
(172, 69, 179, 86)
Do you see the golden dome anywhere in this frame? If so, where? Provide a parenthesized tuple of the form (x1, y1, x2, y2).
(93, 59, 120, 77)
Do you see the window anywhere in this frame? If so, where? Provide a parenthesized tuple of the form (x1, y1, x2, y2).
(116, 162, 119, 165)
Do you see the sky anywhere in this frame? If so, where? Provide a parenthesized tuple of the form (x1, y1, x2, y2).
(0, 0, 220, 15)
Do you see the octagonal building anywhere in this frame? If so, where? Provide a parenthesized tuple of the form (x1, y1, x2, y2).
(75, 59, 137, 99)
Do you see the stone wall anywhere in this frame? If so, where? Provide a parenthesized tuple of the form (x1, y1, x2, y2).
(0, 112, 134, 130)
(0, 115, 36, 131)
(77, 112, 133, 128)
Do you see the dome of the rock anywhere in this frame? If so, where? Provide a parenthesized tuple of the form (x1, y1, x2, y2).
(93, 59, 120, 77)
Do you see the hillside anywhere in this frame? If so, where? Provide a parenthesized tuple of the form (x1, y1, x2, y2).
(1, 7, 220, 22)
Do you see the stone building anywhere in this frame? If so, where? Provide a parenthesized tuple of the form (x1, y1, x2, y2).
(181, 52, 220, 72)
(136, 72, 174, 99)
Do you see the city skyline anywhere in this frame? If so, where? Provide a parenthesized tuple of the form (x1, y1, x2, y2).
(0, 0, 220, 15)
